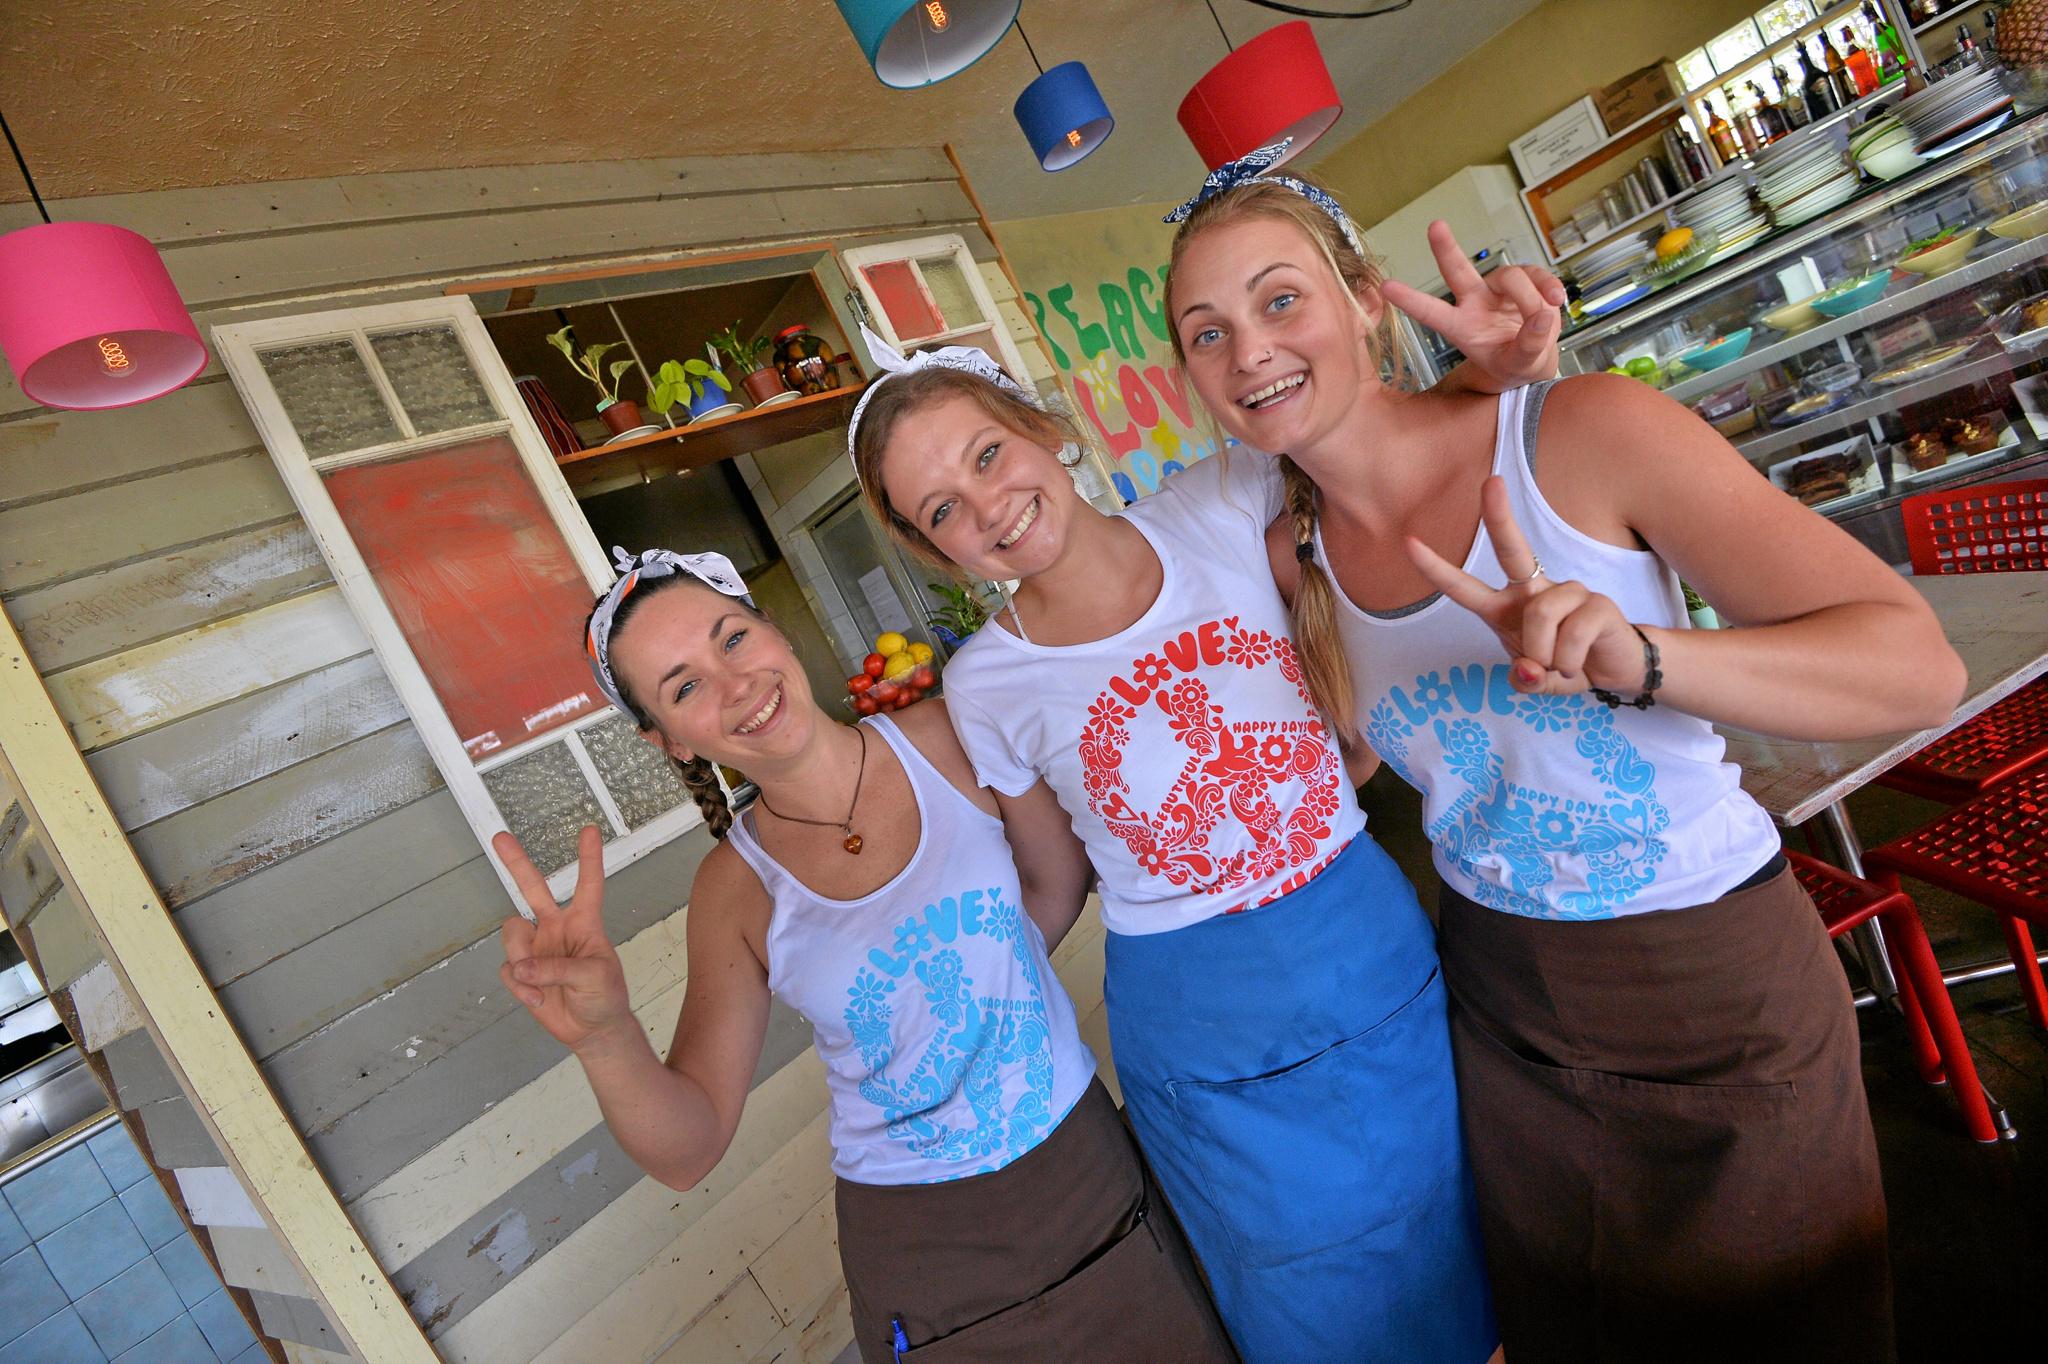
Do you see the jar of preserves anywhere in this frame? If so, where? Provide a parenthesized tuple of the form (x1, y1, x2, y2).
(773, 325, 842, 395)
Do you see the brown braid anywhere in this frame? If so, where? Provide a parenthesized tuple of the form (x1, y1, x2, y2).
(1277, 455, 1358, 747)
(676, 755, 735, 840)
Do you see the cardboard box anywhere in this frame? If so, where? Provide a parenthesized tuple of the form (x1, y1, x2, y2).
(1509, 96, 1608, 186)
(1596, 62, 1681, 134)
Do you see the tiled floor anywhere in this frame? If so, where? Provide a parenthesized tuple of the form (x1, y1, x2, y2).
(0, 1119, 261, 1364)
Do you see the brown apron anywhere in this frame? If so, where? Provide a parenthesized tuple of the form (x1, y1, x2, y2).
(835, 1077, 1237, 1363)
(1439, 863, 1895, 1364)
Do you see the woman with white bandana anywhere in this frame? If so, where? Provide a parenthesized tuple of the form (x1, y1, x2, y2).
(495, 550, 1233, 1362)
(846, 233, 1561, 1360)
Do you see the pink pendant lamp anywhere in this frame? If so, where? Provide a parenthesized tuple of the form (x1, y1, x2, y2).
(0, 114, 207, 411)
(1178, 14, 1344, 171)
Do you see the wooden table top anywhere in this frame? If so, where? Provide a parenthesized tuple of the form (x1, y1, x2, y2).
(1724, 574, 2048, 826)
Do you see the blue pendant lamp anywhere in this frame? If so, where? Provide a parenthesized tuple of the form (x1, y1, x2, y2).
(834, 0, 1021, 88)
(1011, 22, 1112, 171)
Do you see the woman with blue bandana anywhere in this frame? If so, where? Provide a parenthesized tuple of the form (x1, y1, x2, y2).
(495, 549, 1233, 1362)
(1165, 143, 1965, 1363)
(849, 234, 1562, 1357)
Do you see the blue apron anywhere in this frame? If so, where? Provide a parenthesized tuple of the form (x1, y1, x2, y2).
(1104, 835, 1497, 1364)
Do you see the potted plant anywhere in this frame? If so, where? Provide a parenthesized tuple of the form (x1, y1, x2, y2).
(710, 321, 791, 406)
(545, 327, 642, 435)
(926, 579, 997, 650)
(647, 358, 736, 423)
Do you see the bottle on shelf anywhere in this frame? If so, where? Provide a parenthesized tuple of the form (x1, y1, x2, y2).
(1778, 63, 1812, 128)
(1748, 80, 1790, 140)
(1704, 98, 1741, 163)
(1956, 22, 1980, 63)
(1865, 2, 1907, 83)
(1725, 88, 1764, 154)
(1839, 28, 1881, 96)
(1819, 34, 1857, 107)
(1798, 39, 1839, 117)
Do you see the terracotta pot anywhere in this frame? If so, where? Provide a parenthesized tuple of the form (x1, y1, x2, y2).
(740, 366, 788, 405)
(597, 398, 642, 435)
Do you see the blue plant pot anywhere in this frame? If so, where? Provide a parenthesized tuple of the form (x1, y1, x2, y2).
(688, 383, 738, 420)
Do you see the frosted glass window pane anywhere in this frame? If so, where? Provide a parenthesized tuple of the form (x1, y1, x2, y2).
(370, 326, 498, 434)
(260, 340, 401, 457)
(1707, 20, 1763, 73)
(919, 256, 983, 333)
(1755, 1, 1814, 42)
(482, 741, 608, 874)
(580, 713, 691, 829)
(1677, 49, 1717, 91)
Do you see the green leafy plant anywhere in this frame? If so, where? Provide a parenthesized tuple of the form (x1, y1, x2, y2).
(545, 327, 636, 406)
(709, 321, 773, 373)
(647, 358, 732, 414)
(926, 580, 996, 640)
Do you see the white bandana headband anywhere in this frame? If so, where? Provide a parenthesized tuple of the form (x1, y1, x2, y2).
(845, 324, 1032, 478)
(585, 546, 753, 715)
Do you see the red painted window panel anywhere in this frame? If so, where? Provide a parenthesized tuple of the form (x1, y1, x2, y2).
(322, 434, 601, 760)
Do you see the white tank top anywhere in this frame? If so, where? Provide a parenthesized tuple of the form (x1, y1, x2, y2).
(725, 715, 1094, 1185)
(1322, 381, 1781, 920)
(943, 450, 1364, 937)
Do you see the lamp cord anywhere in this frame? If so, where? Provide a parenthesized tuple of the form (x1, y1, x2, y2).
(1202, 0, 1235, 51)
(0, 109, 53, 226)
(1016, 18, 1046, 75)
(1241, 0, 1414, 15)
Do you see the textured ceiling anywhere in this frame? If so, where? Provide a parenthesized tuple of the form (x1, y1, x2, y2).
(0, 0, 1543, 222)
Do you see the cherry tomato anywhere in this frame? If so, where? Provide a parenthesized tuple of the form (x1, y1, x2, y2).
(873, 680, 899, 704)
(863, 652, 887, 678)
(909, 664, 935, 690)
(892, 694, 914, 709)
(853, 694, 880, 715)
(847, 674, 874, 695)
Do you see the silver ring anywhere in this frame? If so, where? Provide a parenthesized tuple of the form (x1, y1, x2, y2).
(1503, 555, 1543, 586)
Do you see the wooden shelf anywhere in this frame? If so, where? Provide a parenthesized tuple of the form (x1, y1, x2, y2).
(555, 386, 863, 489)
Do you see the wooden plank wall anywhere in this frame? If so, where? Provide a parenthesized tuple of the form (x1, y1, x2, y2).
(0, 146, 1064, 1363)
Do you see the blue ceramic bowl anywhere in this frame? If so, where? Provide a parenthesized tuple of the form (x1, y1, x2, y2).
(1811, 274, 1891, 317)
(1675, 327, 1753, 372)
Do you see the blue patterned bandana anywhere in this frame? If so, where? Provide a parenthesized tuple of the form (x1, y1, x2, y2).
(1164, 138, 1366, 259)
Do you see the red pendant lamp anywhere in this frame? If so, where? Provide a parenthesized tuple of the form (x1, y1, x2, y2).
(1178, 13, 1344, 171)
(0, 112, 207, 411)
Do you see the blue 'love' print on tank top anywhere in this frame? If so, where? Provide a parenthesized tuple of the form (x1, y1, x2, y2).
(844, 887, 1058, 1177)
(1365, 662, 1672, 920)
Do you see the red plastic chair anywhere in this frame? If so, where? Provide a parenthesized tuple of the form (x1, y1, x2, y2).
(1788, 851, 1999, 1143)
(1864, 765, 2048, 1042)
(1901, 476, 2048, 576)
(1881, 478, 2048, 802)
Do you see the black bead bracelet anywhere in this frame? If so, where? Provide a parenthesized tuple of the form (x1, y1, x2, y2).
(1590, 624, 1662, 711)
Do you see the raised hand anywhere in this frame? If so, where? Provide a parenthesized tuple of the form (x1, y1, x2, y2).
(495, 824, 633, 1054)
(1381, 220, 1564, 389)
(1406, 477, 1648, 697)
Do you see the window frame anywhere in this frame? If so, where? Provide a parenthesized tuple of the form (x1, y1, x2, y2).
(214, 296, 702, 909)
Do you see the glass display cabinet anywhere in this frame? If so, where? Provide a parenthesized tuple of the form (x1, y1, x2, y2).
(1559, 108, 2048, 563)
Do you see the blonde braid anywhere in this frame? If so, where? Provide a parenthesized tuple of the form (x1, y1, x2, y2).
(1278, 456, 1358, 748)
(677, 756, 734, 840)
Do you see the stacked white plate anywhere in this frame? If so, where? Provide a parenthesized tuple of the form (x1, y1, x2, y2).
(1565, 229, 1655, 295)
(1754, 135, 1861, 228)
(1893, 66, 2013, 153)
(1678, 177, 1768, 259)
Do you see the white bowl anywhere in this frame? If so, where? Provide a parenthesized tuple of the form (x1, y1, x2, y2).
(1858, 141, 1927, 181)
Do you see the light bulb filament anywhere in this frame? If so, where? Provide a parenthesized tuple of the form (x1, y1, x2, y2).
(922, 1, 949, 32)
(98, 337, 133, 374)
(1067, 129, 1084, 148)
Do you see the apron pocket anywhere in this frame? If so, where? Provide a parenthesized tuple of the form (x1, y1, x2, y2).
(898, 1196, 1222, 1363)
(1163, 967, 1462, 1269)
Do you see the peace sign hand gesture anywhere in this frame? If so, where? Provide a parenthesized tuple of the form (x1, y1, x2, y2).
(496, 824, 633, 1055)
(1380, 221, 1565, 390)
(1406, 477, 1649, 698)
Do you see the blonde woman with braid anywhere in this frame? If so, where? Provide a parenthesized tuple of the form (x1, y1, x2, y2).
(493, 549, 1233, 1363)
(1165, 143, 1967, 1363)
(850, 235, 1560, 1358)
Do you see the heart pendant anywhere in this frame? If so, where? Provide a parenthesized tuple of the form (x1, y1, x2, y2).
(843, 833, 864, 855)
